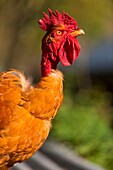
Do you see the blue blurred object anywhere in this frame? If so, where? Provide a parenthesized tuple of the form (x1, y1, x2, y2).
(90, 38, 113, 74)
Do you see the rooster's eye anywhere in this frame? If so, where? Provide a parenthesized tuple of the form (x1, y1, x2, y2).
(56, 30, 62, 36)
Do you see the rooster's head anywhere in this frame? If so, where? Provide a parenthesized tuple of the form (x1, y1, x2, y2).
(38, 9, 84, 76)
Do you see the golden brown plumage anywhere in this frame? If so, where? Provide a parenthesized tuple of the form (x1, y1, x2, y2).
(0, 69, 63, 168)
(0, 9, 84, 169)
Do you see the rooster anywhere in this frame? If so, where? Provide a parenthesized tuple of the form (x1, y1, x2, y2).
(0, 9, 84, 170)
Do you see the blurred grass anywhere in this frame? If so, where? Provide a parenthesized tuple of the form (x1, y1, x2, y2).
(50, 79, 113, 170)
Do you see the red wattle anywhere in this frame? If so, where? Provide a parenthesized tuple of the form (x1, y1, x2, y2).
(58, 38, 80, 66)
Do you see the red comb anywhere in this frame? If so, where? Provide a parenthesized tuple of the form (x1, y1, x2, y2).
(38, 8, 78, 31)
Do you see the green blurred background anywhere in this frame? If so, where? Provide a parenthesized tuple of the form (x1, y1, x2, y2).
(0, 0, 113, 169)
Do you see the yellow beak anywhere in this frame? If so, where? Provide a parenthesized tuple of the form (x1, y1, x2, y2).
(71, 28, 85, 37)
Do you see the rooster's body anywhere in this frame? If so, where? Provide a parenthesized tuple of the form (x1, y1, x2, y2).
(0, 69, 63, 168)
(0, 9, 84, 169)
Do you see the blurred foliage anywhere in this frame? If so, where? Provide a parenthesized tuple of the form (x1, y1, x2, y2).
(51, 84, 113, 170)
(0, 1, 113, 169)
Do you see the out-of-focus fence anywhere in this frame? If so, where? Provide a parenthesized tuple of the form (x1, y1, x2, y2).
(12, 141, 106, 170)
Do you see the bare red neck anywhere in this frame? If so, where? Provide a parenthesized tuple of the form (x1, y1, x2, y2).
(41, 51, 59, 77)
(41, 36, 59, 77)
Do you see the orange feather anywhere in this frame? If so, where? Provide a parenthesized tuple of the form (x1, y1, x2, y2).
(0, 69, 63, 168)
